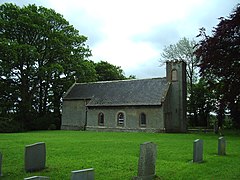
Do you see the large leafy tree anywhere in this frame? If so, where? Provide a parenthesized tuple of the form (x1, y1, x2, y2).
(188, 78, 215, 127)
(195, 4, 240, 128)
(0, 3, 95, 130)
(95, 61, 132, 81)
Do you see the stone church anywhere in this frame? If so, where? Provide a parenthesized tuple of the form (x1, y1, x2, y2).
(61, 61, 187, 132)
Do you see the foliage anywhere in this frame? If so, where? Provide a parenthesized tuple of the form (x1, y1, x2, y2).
(195, 4, 240, 128)
(161, 37, 198, 86)
(0, 3, 95, 130)
(95, 60, 135, 81)
(1, 131, 240, 179)
(0, 117, 21, 133)
(188, 78, 215, 127)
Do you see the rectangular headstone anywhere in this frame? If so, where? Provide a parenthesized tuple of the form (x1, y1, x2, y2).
(71, 168, 94, 180)
(218, 137, 226, 155)
(24, 176, 49, 180)
(193, 139, 203, 163)
(134, 142, 157, 179)
(24, 142, 46, 172)
(0, 152, 2, 176)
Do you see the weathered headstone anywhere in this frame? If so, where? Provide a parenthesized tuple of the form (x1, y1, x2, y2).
(24, 142, 46, 172)
(134, 142, 157, 179)
(24, 176, 49, 180)
(193, 139, 203, 163)
(218, 137, 226, 155)
(71, 168, 94, 180)
(0, 152, 2, 176)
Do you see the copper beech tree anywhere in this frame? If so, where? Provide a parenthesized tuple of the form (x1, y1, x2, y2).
(195, 4, 240, 128)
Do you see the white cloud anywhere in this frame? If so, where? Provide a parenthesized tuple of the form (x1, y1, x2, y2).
(2, 0, 239, 78)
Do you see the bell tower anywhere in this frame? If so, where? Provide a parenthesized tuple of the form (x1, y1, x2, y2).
(165, 60, 187, 132)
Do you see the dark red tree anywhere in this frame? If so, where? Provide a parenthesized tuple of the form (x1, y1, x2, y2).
(195, 4, 240, 128)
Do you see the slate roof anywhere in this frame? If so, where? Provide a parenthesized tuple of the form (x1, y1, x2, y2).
(63, 78, 169, 107)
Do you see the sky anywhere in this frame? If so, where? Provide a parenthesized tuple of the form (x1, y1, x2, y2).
(1, 0, 239, 78)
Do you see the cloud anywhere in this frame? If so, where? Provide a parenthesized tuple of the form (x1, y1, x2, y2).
(1, 0, 239, 79)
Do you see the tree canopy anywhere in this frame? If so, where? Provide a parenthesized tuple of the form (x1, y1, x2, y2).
(95, 61, 130, 81)
(195, 4, 240, 128)
(0, 3, 95, 130)
(0, 3, 134, 132)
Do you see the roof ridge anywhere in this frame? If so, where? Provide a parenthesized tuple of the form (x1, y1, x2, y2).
(75, 77, 167, 85)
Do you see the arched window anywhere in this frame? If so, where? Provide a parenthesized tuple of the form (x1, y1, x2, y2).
(117, 112, 124, 126)
(171, 69, 178, 81)
(98, 112, 104, 126)
(140, 113, 146, 127)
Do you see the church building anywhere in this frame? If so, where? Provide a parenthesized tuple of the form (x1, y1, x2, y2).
(61, 61, 187, 132)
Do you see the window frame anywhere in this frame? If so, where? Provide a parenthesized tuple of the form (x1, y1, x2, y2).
(171, 69, 178, 81)
(117, 112, 125, 126)
(98, 112, 104, 126)
(139, 113, 146, 127)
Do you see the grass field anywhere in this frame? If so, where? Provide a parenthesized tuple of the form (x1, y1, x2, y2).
(0, 130, 240, 180)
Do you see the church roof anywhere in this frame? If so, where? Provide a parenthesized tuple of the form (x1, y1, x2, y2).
(63, 78, 169, 107)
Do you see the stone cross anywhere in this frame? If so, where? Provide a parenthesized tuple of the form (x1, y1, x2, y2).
(0, 152, 2, 176)
(24, 176, 49, 180)
(218, 137, 226, 155)
(24, 142, 46, 172)
(134, 142, 157, 179)
(193, 139, 203, 163)
(71, 168, 94, 180)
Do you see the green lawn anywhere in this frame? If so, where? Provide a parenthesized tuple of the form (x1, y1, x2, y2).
(0, 130, 240, 179)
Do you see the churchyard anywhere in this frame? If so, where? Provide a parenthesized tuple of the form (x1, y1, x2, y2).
(0, 130, 240, 179)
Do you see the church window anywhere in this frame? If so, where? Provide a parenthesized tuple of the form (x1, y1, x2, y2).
(117, 112, 124, 126)
(140, 113, 146, 127)
(98, 112, 104, 126)
(171, 69, 178, 81)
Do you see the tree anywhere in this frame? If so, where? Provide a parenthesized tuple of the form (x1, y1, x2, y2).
(95, 61, 129, 81)
(0, 3, 95, 130)
(160, 37, 199, 125)
(195, 4, 240, 128)
(188, 78, 215, 127)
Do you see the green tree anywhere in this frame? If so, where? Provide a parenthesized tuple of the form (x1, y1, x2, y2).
(188, 78, 215, 127)
(0, 3, 95, 130)
(195, 4, 240, 128)
(95, 61, 127, 81)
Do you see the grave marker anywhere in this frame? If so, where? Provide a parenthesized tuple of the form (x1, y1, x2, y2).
(218, 137, 226, 155)
(24, 142, 46, 172)
(24, 176, 49, 180)
(134, 142, 157, 179)
(193, 139, 203, 163)
(71, 168, 94, 180)
(0, 152, 2, 176)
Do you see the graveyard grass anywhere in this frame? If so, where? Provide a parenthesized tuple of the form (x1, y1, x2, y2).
(1, 131, 240, 180)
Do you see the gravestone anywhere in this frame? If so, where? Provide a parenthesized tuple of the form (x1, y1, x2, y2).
(24, 176, 49, 180)
(134, 142, 157, 179)
(0, 152, 2, 176)
(24, 142, 46, 172)
(71, 168, 94, 180)
(193, 139, 203, 163)
(218, 137, 226, 155)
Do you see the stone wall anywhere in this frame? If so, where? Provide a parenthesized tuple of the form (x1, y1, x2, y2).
(86, 106, 164, 132)
(61, 100, 86, 130)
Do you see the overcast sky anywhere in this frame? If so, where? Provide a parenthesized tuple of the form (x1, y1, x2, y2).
(1, 0, 239, 78)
